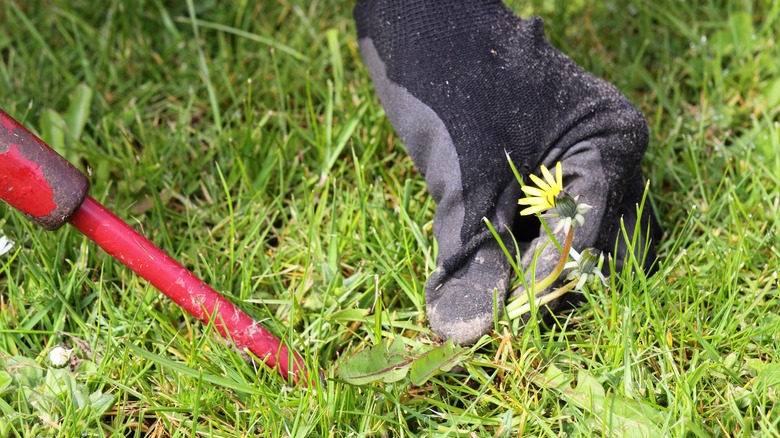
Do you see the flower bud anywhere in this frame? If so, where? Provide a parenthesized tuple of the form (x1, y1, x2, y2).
(554, 192, 578, 219)
(579, 248, 602, 274)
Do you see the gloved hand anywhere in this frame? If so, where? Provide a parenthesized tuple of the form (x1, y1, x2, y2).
(354, 0, 662, 345)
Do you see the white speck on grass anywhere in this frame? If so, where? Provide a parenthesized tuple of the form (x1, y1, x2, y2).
(0, 232, 14, 256)
(49, 346, 73, 367)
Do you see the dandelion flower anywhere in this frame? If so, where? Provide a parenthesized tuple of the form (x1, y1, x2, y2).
(564, 248, 608, 290)
(517, 161, 591, 234)
(519, 162, 563, 216)
(543, 194, 593, 235)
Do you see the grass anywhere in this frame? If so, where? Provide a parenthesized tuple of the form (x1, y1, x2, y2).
(1, 0, 779, 436)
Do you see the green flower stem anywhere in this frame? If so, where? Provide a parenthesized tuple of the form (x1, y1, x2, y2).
(506, 226, 574, 316)
(507, 278, 578, 320)
(534, 226, 574, 292)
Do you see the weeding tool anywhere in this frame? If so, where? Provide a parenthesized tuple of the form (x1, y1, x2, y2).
(0, 108, 310, 385)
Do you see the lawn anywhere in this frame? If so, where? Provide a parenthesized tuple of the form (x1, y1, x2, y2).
(1, 0, 779, 436)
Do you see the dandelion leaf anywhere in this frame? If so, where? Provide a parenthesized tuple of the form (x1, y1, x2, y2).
(325, 308, 370, 324)
(89, 390, 117, 416)
(337, 337, 411, 385)
(748, 360, 780, 394)
(765, 78, 780, 109)
(40, 109, 66, 150)
(542, 363, 570, 388)
(0, 371, 12, 396)
(65, 83, 93, 141)
(536, 364, 666, 437)
(409, 339, 464, 386)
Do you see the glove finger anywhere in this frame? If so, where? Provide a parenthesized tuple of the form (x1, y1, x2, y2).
(426, 182, 520, 345)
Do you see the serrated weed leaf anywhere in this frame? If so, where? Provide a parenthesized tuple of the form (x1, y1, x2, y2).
(0, 371, 12, 396)
(337, 338, 413, 385)
(65, 83, 93, 141)
(535, 364, 666, 437)
(409, 339, 465, 386)
(337, 338, 466, 386)
(748, 360, 780, 394)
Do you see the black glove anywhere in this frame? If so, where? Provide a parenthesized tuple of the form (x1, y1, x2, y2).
(354, 0, 662, 344)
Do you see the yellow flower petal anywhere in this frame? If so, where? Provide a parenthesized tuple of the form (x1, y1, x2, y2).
(518, 161, 566, 216)
(520, 186, 547, 197)
(518, 197, 552, 206)
(528, 173, 551, 193)
(520, 204, 550, 216)
(540, 165, 556, 190)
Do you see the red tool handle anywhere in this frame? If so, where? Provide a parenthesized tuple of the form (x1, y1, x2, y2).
(0, 109, 89, 230)
(69, 196, 306, 381)
(0, 108, 309, 384)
